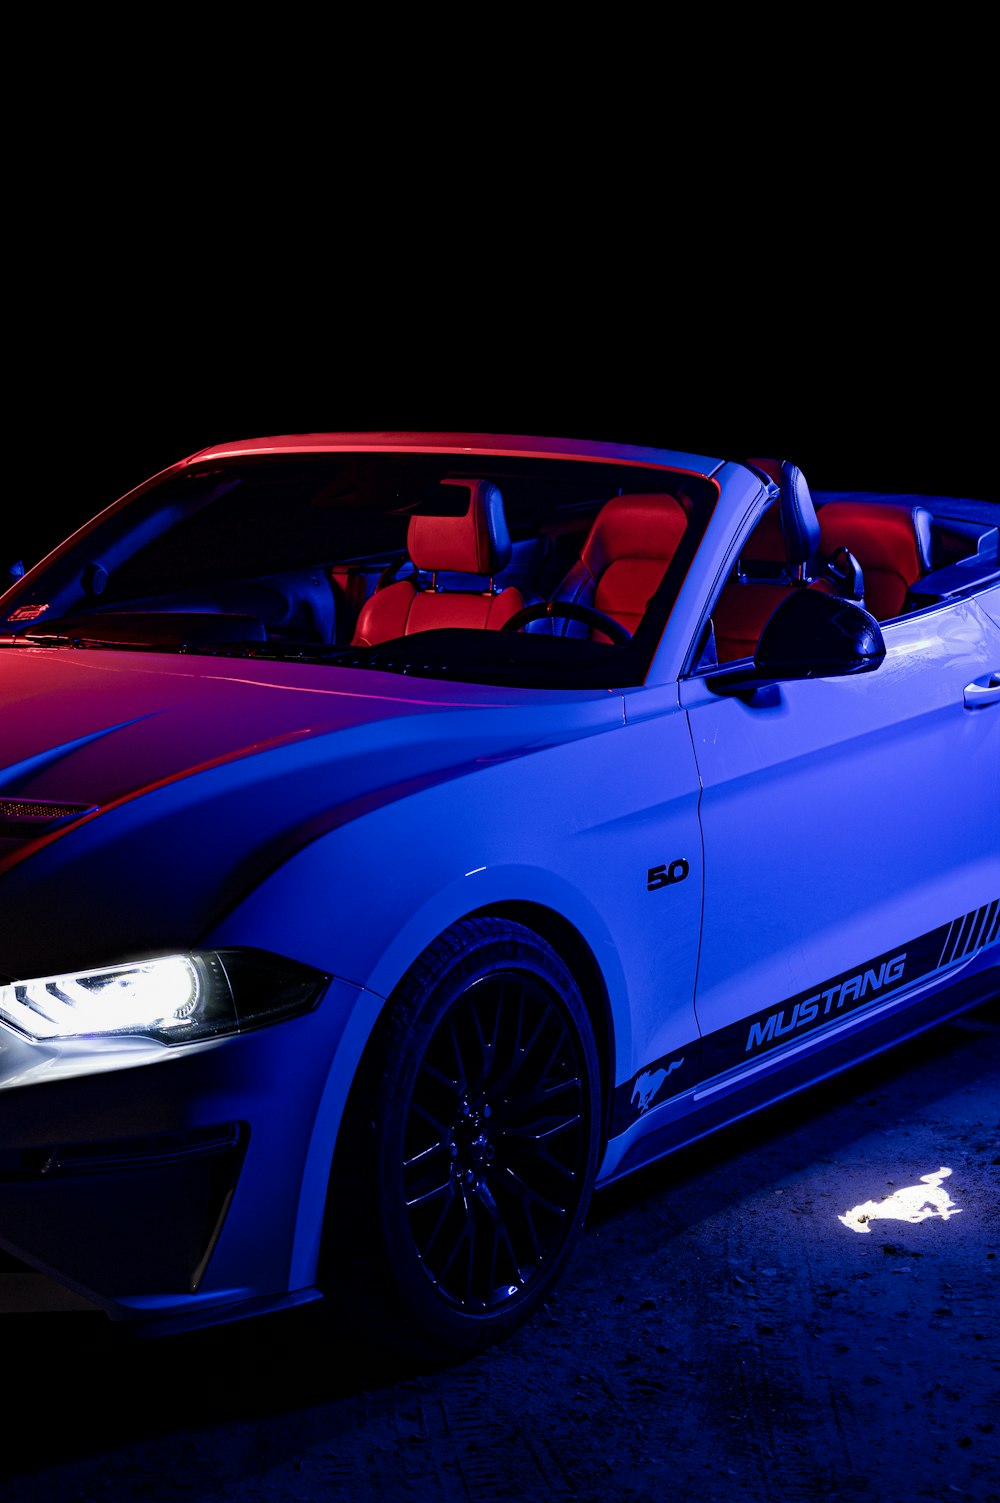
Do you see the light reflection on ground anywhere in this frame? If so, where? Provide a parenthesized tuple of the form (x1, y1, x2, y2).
(838, 1166, 964, 1232)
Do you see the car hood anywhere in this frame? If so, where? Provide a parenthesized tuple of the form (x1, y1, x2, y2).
(0, 642, 624, 812)
(0, 645, 623, 975)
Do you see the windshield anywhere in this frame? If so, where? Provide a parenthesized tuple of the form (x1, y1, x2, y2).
(0, 451, 716, 689)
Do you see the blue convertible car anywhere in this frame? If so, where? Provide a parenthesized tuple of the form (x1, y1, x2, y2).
(0, 432, 996, 1357)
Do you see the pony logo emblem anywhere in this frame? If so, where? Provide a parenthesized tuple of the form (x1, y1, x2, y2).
(631, 1059, 684, 1114)
(838, 1167, 963, 1233)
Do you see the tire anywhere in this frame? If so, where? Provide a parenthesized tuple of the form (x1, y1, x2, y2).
(319, 917, 602, 1361)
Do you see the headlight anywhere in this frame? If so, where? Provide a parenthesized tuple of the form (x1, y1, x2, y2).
(0, 949, 328, 1045)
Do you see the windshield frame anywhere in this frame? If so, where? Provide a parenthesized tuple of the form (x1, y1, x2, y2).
(0, 443, 721, 691)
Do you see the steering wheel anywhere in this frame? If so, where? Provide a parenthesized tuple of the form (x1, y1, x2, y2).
(375, 558, 416, 592)
(500, 601, 633, 646)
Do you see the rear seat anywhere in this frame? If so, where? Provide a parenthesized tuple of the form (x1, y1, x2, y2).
(713, 484, 935, 662)
(816, 501, 933, 620)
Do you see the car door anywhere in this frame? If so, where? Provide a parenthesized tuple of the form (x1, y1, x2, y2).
(678, 589, 1000, 1093)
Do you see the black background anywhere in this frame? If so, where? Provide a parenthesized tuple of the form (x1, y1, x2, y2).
(9, 257, 997, 573)
(8, 36, 998, 572)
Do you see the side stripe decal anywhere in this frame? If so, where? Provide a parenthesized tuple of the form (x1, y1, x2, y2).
(610, 900, 999, 1140)
(940, 899, 998, 966)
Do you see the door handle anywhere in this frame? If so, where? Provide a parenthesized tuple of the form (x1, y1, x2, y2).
(964, 671, 1000, 708)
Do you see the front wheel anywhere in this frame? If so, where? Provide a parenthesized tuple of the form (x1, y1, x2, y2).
(320, 917, 602, 1360)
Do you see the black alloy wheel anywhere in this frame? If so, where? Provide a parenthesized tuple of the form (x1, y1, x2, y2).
(322, 918, 602, 1360)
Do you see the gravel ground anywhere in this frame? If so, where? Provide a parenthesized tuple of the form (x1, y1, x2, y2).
(3, 995, 998, 1503)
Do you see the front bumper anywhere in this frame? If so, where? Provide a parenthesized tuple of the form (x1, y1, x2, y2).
(0, 975, 378, 1327)
(0, 1120, 246, 1301)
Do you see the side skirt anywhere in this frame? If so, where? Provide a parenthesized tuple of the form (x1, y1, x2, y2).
(600, 964, 999, 1187)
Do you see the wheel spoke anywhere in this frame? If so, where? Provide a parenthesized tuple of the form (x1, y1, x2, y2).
(447, 1020, 469, 1094)
(410, 1100, 451, 1137)
(403, 1135, 449, 1172)
(506, 999, 552, 1080)
(474, 1176, 529, 1293)
(530, 1021, 573, 1089)
(462, 1194, 478, 1305)
(494, 1077, 580, 1123)
(420, 1058, 464, 1094)
(503, 1134, 581, 1183)
(503, 1110, 582, 1144)
(404, 1171, 453, 1210)
(434, 1209, 472, 1289)
(501, 1163, 568, 1222)
(415, 1178, 458, 1262)
(489, 1001, 564, 1099)
(402, 960, 592, 1313)
(465, 991, 501, 1093)
(498, 1168, 546, 1264)
(474, 1179, 503, 1295)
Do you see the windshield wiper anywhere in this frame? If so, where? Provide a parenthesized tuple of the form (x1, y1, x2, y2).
(1, 629, 366, 663)
(2, 631, 81, 648)
(13, 610, 272, 654)
(21, 631, 194, 651)
(181, 640, 354, 663)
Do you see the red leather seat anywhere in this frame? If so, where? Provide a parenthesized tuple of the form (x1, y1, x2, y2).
(817, 501, 933, 620)
(547, 493, 689, 640)
(713, 503, 802, 661)
(714, 583, 801, 662)
(352, 479, 526, 646)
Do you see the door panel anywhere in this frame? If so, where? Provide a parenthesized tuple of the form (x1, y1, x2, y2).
(680, 595, 1000, 1085)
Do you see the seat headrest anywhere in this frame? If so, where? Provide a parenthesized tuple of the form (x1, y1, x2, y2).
(579, 493, 688, 579)
(407, 479, 513, 576)
(745, 459, 820, 566)
(778, 461, 820, 565)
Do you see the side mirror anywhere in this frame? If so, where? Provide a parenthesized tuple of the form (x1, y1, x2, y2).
(708, 588, 886, 698)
